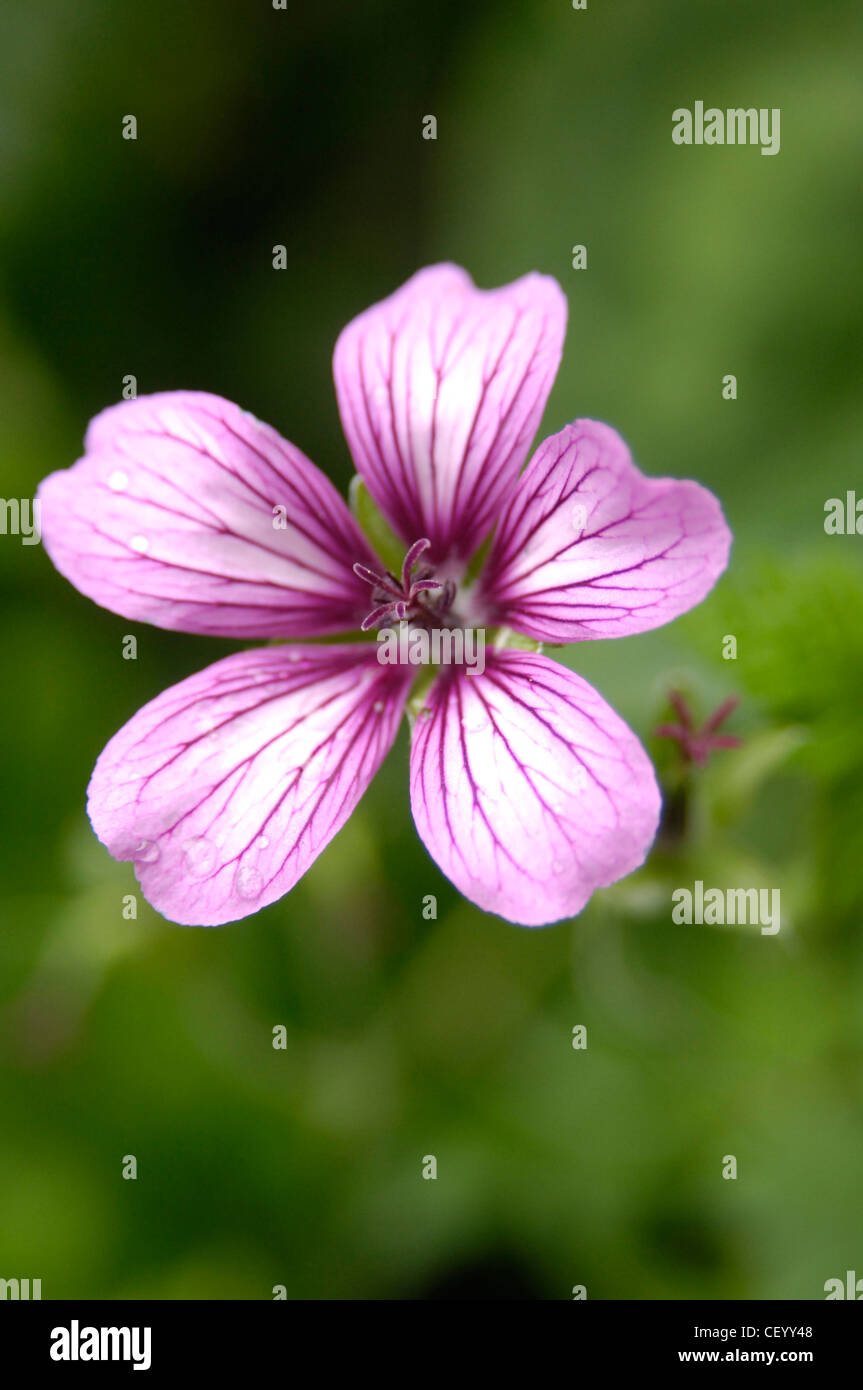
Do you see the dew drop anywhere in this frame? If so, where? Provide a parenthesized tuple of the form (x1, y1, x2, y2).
(256, 834, 270, 850)
(462, 710, 490, 734)
(372, 700, 384, 713)
(235, 864, 264, 900)
(129, 534, 149, 554)
(107, 469, 129, 492)
(132, 838, 160, 864)
(183, 836, 217, 877)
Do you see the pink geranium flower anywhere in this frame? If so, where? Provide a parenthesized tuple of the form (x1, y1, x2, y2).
(38, 265, 731, 927)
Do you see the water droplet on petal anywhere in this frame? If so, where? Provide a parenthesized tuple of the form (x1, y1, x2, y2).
(129, 534, 149, 554)
(132, 838, 160, 864)
(552, 859, 565, 875)
(183, 836, 217, 877)
(570, 502, 588, 534)
(235, 864, 263, 900)
(108, 469, 129, 492)
(372, 700, 384, 713)
(461, 710, 490, 735)
(256, 834, 270, 850)
(419, 706, 432, 720)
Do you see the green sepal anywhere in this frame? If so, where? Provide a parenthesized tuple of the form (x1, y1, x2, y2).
(405, 665, 439, 729)
(460, 529, 494, 586)
(486, 626, 544, 654)
(349, 475, 405, 573)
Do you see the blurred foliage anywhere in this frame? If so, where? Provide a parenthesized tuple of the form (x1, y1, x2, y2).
(1, 0, 862, 1299)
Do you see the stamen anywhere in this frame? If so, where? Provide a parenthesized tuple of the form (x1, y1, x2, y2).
(360, 602, 400, 632)
(356, 538, 449, 632)
(402, 537, 431, 590)
(353, 561, 402, 599)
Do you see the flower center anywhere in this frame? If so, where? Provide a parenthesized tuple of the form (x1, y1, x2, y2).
(353, 538, 457, 632)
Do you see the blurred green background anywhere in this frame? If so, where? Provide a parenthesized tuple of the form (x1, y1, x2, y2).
(1, 0, 862, 1299)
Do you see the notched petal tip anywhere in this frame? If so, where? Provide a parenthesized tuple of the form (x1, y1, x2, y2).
(87, 644, 412, 926)
(409, 650, 661, 926)
(38, 391, 378, 640)
(478, 418, 732, 644)
(333, 263, 568, 564)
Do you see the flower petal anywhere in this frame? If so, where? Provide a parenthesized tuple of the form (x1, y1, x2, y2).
(410, 651, 660, 926)
(88, 645, 411, 925)
(38, 392, 379, 638)
(333, 264, 567, 565)
(476, 420, 732, 642)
